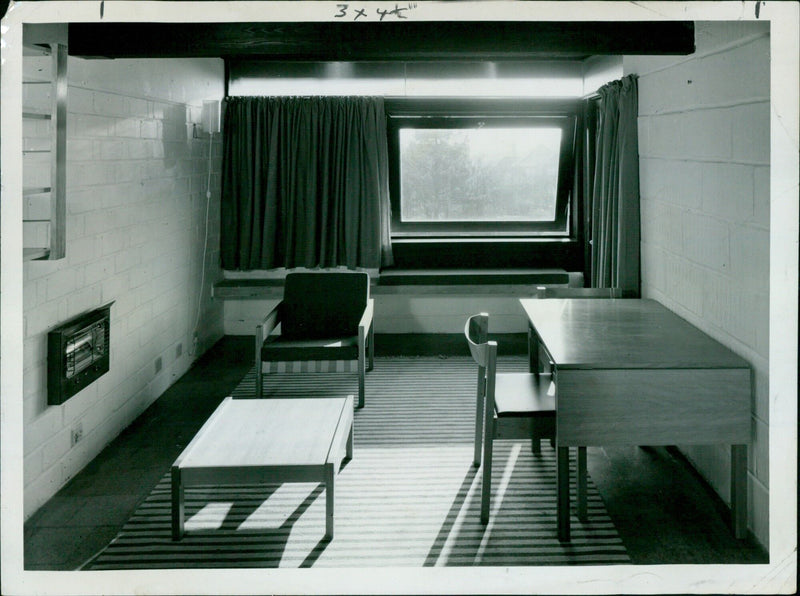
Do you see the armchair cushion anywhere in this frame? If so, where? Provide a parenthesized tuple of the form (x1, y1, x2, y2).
(281, 272, 370, 340)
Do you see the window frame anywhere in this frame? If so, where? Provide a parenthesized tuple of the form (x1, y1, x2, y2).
(386, 98, 580, 240)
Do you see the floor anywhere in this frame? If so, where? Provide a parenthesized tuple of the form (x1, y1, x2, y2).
(23, 335, 768, 570)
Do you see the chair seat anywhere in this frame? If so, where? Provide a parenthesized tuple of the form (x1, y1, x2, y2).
(494, 373, 556, 417)
(261, 335, 359, 362)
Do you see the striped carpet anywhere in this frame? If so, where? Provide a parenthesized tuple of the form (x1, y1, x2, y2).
(84, 357, 630, 569)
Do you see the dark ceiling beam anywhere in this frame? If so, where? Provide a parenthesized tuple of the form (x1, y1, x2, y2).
(68, 21, 695, 60)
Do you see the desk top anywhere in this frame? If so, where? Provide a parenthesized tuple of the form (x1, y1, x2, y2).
(520, 298, 750, 371)
(176, 396, 352, 469)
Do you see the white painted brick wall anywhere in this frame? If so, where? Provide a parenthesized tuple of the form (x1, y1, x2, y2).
(732, 102, 771, 164)
(629, 20, 770, 548)
(22, 56, 225, 518)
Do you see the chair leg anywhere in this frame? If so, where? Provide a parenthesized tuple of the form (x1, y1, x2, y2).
(473, 391, 484, 468)
(480, 418, 494, 524)
(255, 363, 262, 399)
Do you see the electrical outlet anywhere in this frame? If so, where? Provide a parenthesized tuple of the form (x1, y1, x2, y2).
(71, 423, 83, 447)
(155, 356, 163, 374)
(175, 342, 183, 359)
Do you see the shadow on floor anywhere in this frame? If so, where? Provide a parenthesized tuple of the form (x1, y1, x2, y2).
(24, 335, 768, 569)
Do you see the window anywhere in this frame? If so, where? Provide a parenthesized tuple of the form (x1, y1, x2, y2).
(387, 99, 578, 240)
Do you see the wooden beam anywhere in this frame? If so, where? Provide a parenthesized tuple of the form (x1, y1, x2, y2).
(69, 21, 695, 60)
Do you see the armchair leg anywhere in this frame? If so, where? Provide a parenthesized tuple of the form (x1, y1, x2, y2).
(254, 330, 263, 399)
(357, 369, 365, 409)
(358, 326, 367, 408)
(367, 325, 375, 372)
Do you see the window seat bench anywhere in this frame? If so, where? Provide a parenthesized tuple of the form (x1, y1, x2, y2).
(213, 269, 574, 299)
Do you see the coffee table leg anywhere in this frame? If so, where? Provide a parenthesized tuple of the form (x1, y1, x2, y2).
(325, 462, 335, 539)
(346, 422, 354, 460)
(171, 466, 184, 541)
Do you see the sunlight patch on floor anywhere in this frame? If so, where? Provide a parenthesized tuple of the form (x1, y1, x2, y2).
(238, 483, 320, 531)
(185, 502, 233, 532)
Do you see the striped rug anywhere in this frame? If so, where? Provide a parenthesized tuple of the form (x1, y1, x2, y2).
(84, 357, 630, 569)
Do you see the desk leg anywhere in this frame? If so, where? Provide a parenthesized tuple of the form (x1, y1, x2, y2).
(557, 446, 571, 542)
(171, 466, 184, 541)
(528, 324, 540, 373)
(325, 462, 335, 539)
(731, 444, 748, 539)
(577, 446, 588, 521)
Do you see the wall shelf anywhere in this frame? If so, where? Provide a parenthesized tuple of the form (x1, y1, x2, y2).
(22, 24, 68, 261)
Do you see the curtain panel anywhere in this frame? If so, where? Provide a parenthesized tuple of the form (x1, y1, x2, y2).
(588, 75, 641, 296)
(220, 96, 394, 270)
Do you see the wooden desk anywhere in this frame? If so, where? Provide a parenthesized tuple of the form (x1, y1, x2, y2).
(171, 396, 354, 540)
(519, 298, 751, 542)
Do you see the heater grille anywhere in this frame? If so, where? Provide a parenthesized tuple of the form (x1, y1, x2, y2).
(48, 302, 113, 405)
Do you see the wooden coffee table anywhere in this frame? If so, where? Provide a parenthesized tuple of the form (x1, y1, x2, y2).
(171, 395, 354, 540)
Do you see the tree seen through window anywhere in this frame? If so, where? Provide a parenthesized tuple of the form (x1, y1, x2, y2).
(399, 127, 561, 223)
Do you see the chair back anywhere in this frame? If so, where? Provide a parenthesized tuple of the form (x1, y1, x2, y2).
(282, 271, 369, 339)
(465, 311, 498, 389)
(536, 286, 622, 299)
(465, 313, 491, 366)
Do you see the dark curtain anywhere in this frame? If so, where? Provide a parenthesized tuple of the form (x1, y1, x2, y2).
(587, 75, 641, 296)
(220, 96, 394, 270)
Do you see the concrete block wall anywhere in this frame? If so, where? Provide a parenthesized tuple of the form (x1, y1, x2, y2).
(22, 56, 225, 518)
(626, 21, 770, 547)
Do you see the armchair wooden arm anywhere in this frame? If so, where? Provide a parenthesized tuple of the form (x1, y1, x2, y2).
(255, 302, 282, 399)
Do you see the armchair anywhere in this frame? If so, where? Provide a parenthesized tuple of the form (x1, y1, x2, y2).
(255, 271, 374, 408)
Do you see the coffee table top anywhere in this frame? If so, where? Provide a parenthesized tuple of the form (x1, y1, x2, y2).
(175, 396, 353, 470)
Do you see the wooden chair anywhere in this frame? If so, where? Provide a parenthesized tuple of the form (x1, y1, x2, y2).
(466, 312, 586, 524)
(255, 271, 374, 408)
